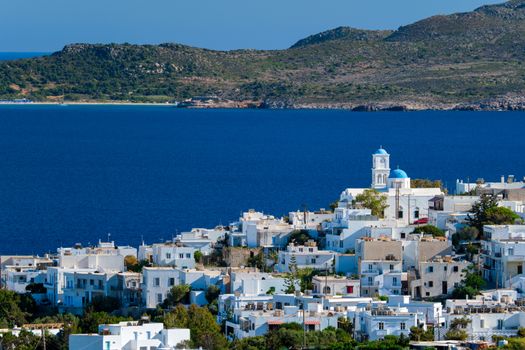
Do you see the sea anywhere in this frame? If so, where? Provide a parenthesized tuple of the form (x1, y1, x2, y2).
(0, 105, 524, 255)
(0, 52, 51, 61)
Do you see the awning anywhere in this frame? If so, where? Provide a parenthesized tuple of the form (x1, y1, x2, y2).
(268, 320, 284, 325)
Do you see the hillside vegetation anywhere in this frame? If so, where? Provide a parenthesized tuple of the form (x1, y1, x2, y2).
(1, 0, 525, 108)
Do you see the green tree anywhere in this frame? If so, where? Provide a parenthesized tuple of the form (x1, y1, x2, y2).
(466, 194, 520, 234)
(452, 265, 485, 298)
(284, 255, 298, 293)
(161, 304, 189, 328)
(90, 295, 121, 313)
(79, 310, 130, 333)
(205, 285, 221, 304)
(504, 338, 525, 349)
(413, 225, 445, 238)
(354, 189, 388, 218)
(0, 289, 32, 328)
(164, 284, 191, 307)
(409, 326, 435, 341)
(287, 230, 314, 246)
(445, 317, 470, 341)
(187, 304, 227, 350)
(194, 251, 203, 264)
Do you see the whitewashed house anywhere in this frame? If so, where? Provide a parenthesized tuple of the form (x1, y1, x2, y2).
(276, 241, 336, 273)
(69, 321, 190, 350)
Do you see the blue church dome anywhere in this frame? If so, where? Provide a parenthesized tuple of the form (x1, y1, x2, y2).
(390, 168, 408, 179)
(374, 148, 388, 155)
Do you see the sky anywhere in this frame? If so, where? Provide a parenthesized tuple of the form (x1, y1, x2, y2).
(1, 0, 504, 52)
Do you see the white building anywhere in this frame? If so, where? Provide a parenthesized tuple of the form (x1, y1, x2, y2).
(277, 241, 336, 273)
(142, 267, 223, 309)
(409, 257, 469, 299)
(482, 225, 525, 288)
(69, 321, 190, 350)
(238, 210, 293, 248)
(312, 275, 360, 297)
(357, 304, 425, 341)
(151, 244, 196, 269)
(444, 293, 525, 341)
(339, 148, 443, 225)
(229, 270, 291, 295)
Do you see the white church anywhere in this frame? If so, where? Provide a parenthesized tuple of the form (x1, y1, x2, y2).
(339, 147, 443, 224)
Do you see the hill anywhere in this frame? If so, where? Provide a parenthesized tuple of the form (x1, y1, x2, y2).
(1, 0, 525, 110)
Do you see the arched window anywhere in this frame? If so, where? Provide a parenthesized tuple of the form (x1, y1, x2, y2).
(383, 174, 387, 183)
(323, 286, 331, 294)
(377, 174, 382, 184)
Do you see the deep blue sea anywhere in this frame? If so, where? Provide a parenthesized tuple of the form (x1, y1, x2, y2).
(0, 105, 524, 254)
(0, 52, 51, 61)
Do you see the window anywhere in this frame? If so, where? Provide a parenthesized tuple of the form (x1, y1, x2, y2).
(428, 281, 434, 287)
(393, 277, 398, 285)
(154, 278, 160, 287)
(299, 248, 303, 252)
(400, 322, 406, 330)
(157, 293, 163, 303)
(368, 277, 373, 284)
(166, 253, 171, 259)
(186, 253, 191, 258)
(378, 322, 384, 330)
(368, 264, 373, 271)
(414, 209, 420, 219)
(401, 232, 406, 239)
(347, 286, 354, 294)
(480, 319, 485, 328)
(444, 266, 448, 271)
(428, 266, 434, 273)
(497, 319, 504, 330)
(398, 210, 403, 219)
(426, 292, 430, 296)
(453, 266, 459, 272)
(311, 258, 316, 264)
(168, 278, 175, 286)
(179, 253, 184, 259)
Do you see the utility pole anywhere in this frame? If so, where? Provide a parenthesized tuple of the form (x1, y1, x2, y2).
(302, 301, 306, 349)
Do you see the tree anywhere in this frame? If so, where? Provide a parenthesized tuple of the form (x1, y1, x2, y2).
(466, 194, 499, 232)
(409, 326, 435, 341)
(452, 265, 485, 298)
(186, 304, 227, 350)
(413, 225, 445, 238)
(205, 285, 221, 304)
(517, 327, 525, 337)
(79, 310, 130, 333)
(90, 295, 121, 313)
(287, 230, 314, 246)
(194, 251, 203, 264)
(124, 255, 138, 270)
(466, 194, 520, 234)
(0, 290, 32, 328)
(161, 304, 189, 329)
(164, 285, 191, 307)
(126, 259, 152, 273)
(284, 255, 298, 293)
(445, 317, 470, 341)
(411, 178, 446, 192)
(354, 189, 388, 218)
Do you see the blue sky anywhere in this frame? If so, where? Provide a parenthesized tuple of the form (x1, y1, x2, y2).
(2, 0, 503, 52)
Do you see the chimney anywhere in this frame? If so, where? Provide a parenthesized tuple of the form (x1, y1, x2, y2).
(501, 175, 505, 184)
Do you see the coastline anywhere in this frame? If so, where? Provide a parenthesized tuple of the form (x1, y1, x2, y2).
(2, 95, 525, 112)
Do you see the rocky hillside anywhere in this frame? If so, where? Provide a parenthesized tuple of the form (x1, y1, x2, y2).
(1, 0, 525, 109)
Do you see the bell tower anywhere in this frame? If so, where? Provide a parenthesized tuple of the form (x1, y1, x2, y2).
(371, 147, 390, 190)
